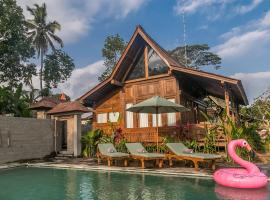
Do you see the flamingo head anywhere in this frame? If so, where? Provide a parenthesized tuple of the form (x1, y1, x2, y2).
(238, 139, 252, 151)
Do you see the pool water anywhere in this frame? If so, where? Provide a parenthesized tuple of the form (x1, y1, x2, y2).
(0, 167, 269, 200)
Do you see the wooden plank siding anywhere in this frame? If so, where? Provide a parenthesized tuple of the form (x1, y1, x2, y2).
(92, 76, 188, 142)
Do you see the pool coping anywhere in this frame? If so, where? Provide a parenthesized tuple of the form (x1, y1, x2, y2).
(1, 162, 270, 181)
(28, 163, 214, 179)
(0, 162, 214, 179)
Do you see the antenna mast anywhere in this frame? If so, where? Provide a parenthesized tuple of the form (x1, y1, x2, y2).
(182, 11, 188, 67)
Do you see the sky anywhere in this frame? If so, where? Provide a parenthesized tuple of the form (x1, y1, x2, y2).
(17, 0, 270, 103)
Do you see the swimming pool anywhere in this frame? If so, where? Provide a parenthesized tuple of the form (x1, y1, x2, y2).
(0, 167, 269, 200)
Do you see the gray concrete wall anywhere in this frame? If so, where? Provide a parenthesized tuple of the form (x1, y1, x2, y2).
(0, 116, 54, 164)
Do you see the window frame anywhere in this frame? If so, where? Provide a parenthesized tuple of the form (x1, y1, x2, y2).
(97, 113, 107, 124)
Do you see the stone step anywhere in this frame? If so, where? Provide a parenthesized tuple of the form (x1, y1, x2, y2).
(55, 153, 74, 159)
(59, 151, 72, 155)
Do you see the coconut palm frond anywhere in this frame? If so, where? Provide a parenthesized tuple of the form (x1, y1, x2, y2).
(46, 21, 61, 32)
(26, 3, 63, 91)
(24, 20, 38, 30)
(48, 32, 63, 47)
(46, 34, 56, 52)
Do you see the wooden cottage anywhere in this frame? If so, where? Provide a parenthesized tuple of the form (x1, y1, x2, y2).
(78, 25, 248, 144)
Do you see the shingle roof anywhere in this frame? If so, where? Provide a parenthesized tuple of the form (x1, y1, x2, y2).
(47, 101, 90, 115)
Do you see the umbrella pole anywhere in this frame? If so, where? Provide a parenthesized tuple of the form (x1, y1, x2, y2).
(156, 107, 159, 153)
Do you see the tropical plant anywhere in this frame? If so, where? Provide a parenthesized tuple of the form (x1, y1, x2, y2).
(0, 84, 31, 117)
(0, 0, 35, 87)
(115, 138, 128, 153)
(43, 49, 75, 89)
(203, 124, 218, 154)
(99, 34, 126, 81)
(25, 3, 63, 92)
(202, 109, 265, 161)
(168, 44, 222, 70)
(81, 129, 112, 158)
(241, 88, 270, 133)
(183, 140, 199, 153)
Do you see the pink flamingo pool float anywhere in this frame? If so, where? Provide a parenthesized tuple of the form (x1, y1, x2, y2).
(214, 139, 268, 189)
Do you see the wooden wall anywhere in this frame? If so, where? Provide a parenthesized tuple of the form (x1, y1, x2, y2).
(93, 76, 184, 142)
(92, 74, 208, 143)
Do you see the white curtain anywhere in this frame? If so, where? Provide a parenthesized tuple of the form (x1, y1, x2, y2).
(109, 112, 120, 122)
(167, 99, 176, 126)
(152, 114, 162, 127)
(126, 104, 134, 128)
(97, 113, 107, 123)
(139, 113, 148, 128)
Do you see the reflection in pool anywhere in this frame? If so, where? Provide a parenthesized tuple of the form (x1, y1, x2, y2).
(215, 184, 269, 200)
(0, 167, 268, 200)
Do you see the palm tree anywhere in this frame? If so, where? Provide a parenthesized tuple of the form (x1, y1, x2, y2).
(25, 3, 63, 93)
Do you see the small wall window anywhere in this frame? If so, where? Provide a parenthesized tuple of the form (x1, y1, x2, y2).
(167, 99, 176, 126)
(109, 112, 120, 123)
(152, 114, 162, 127)
(139, 113, 148, 128)
(97, 113, 107, 123)
(126, 104, 134, 128)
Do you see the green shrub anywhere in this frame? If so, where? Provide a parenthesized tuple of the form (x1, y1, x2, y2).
(81, 129, 111, 158)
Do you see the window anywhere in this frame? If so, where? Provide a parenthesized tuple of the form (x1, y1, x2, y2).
(167, 99, 176, 126)
(109, 112, 120, 123)
(127, 50, 145, 80)
(126, 104, 134, 128)
(139, 113, 148, 128)
(97, 113, 107, 123)
(152, 114, 162, 127)
(148, 47, 168, 76)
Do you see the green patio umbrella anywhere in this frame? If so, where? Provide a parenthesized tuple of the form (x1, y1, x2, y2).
(126, 96, 190, 150)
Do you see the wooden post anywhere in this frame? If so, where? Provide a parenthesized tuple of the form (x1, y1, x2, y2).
(224, 83, 230, 117)
(144, 46, 149, 78)
(120, 89, 125, 130)
(235, 102, 240, 123)
(231, 98, 236, 123)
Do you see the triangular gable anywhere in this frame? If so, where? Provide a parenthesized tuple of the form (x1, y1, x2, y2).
(111, 25, 174, 82)
(125, 44, 170, 81)
(78, 25, 176, 101)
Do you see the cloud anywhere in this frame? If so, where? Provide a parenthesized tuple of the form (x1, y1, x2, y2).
(17, 0, 148, 43)
(174, 0, 262, 21)
(231, 71, 270, 103)
(54, 61, 105, 100)
(173, 0, 237, 22)
(235, 0, 263, 14)
(174, 0, 215, 14)
(213, 11, 270, 59)
(214, 30, 270, 59)
(30, 60, 105, 100)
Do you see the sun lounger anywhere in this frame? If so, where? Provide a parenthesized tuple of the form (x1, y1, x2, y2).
(166, 143, 221, 171)
(97, 143, 129, 167)
(125, 143, 165, 168)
